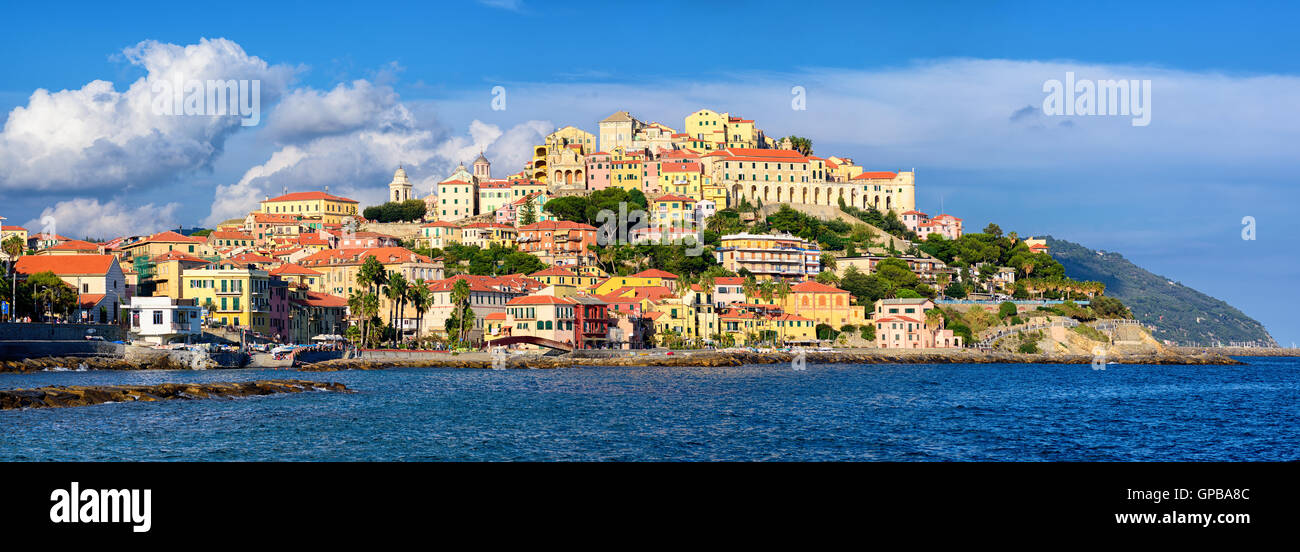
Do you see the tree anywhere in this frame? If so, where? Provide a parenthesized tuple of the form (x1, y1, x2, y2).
(820, 252, 837, 272)
(386, 272, 409, 347)
(944, 280, 967, 299)
(1091, 296, 1132, 319)
(783, 136, 813, 156)
(519, 195, 538, 226)
(542, 196, 590, 223)
(409, 280, 433, 347)
(449, 278, 472, 348)
(362, 200, 427, 223)
(983, 223, 1003, 238)
(998, 301, 1018, 320)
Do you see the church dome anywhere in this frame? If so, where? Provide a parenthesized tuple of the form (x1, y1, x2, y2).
(474, 152, 489, 165)
(394, 167, 408, 179)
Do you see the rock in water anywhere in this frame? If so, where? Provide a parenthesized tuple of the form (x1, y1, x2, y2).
(0, 379, 351, 410)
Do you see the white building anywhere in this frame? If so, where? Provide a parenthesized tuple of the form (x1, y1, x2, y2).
(128, 296, 203, 345)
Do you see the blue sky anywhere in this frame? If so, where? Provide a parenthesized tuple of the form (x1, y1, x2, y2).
(1, 0, 1297, 344)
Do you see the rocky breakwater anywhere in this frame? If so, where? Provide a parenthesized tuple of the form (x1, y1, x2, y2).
(0, 379, 351, 410)
(0, 355, 201, 374)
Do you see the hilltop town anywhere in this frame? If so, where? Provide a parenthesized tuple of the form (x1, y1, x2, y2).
(0, 108, 1140, 357)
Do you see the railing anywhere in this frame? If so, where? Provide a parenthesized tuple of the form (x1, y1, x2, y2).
(977, 318, 1079, 348)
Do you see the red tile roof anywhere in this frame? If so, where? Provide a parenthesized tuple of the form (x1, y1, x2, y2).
(629, 269, 679, 279)
(270, 263, 323, 276)
(506, 295, 574, 306)
(853, 171, 899, 180)
(652, 194, 696, 203)
(530, 267, 579, 277)
(263, 191, 358, 203)
(792, 281, 848, 293)
(15, 254, 117, 276)
(47, 239, 102, 251)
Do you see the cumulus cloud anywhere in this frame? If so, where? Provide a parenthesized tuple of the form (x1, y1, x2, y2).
(204, 101, 553, 225)
(264, 80, 407, 143)
(0, 38, 296, 194)
(26, 198, 181, 240)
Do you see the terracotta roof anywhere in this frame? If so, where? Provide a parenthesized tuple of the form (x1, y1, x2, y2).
(628, 269, 679, 279)
(653, 194, 696, 203)
(791, 281, 848, 293)
(1, 225, 26, 231)
(210, 231, 255, 240)
(15, 254, 117, 276)
(270, 263, 323, 276)
(517, 220, 597, 232)
(853, 171, 899, 180)
(144, 230, 206, 244)
(298, 247, 435, 267)
(47, 239, 102, 251)
(263, 191, 358, 203)
(297, 291, 347, 308)
(484, 312, 508, 320)
(530, 267, 579, 277)
(152, 250, 209, 263)
(506, 295, 574, 306)
(76, 294, 107, 308)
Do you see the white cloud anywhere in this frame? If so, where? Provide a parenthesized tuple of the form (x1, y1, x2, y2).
(264, 80, 407, 143)
(26, 198, 181, 240)
(0, 38, 295, 193)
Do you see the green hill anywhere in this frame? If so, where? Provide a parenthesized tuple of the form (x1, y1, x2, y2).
(1045, 237, 1275, 346)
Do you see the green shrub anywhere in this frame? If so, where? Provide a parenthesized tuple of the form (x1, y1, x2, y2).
(1017, 342, 1039, 354)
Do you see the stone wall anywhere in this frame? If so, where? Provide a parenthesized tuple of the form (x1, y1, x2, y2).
(0, 340, 123, 361)
(0, 322, 124, 342)
(358, 221, 423, 240)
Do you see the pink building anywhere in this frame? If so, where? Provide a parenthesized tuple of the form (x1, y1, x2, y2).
(910, 212, 963, 241)
(585, 152, 612, 191)
(900, 210, 928, 235)
(870, 298, 962, 349)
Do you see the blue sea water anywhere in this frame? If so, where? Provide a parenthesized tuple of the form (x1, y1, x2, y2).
(1, 358, 1297, 461)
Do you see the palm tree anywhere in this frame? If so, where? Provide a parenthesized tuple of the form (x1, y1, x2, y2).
(741, 275, 759, 306)
(820, 252, 837, 274)
(408, 279, 432, 348)
(386, 272, 408, 348)
(347, 291, 366, 345)
(450, 278, 471, 349)
(2, 235, 23, 317)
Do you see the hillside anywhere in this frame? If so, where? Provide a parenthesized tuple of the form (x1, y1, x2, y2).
(1045, 237, 1276, 347)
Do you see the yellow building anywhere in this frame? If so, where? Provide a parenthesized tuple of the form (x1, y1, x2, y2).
(460, 223, 518, 249)
(511, 179, 547, 202)
(0, 222, 27, 261)
(650, 195, 697, 226)
(149, 250, 211, 300)
(782, 281, 869, 328)
(296, 247, 443, 297)
(610, 157, 643, 192)
(181, 262, 272, 333)
(592, 268, 680, 296)
(659, 162, 709, 199)
(528, 267, 599, 289)
(417, 221, 462, 249)
(436, 179, 477, 221)
(259, 191, 359, 226)
(684, 109, 728, 147)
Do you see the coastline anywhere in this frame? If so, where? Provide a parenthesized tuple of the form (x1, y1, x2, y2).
(299, 348, 1244, 371)
(0, 347, 1247, 375)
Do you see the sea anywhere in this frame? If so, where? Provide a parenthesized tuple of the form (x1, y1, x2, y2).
(2, 357, 1296, 461)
